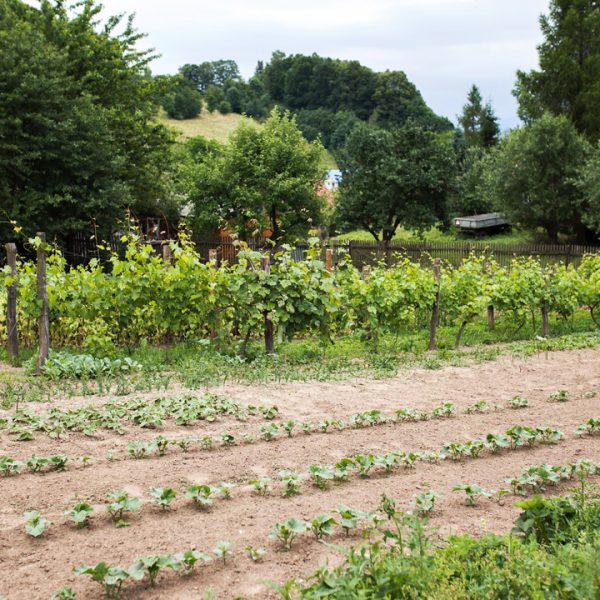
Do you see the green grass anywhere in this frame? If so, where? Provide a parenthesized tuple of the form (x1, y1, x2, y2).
(4, 310, 597, 397)
(333, 226, 535, 245)
(157, 108, 260, 144)
(157, 108, 337, 170)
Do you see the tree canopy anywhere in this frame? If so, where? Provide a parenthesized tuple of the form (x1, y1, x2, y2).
(335, 123, 455, 243)
(0, 0, 175, 244)
(488, 113, 591, 242)
(458, 85, 500, 148)
(187, 109, 325, 242)
(514, 0, 600, 141)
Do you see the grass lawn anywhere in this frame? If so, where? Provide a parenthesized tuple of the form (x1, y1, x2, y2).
(333, 226, 536, 245)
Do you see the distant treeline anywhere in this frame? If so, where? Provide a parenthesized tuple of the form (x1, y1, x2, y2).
(158, 52, 453, 151)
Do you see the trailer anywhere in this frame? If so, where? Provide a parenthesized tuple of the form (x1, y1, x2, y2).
(454, 212, 510, 236)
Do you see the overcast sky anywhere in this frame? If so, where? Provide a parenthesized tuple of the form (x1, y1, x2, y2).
(98, 0, 549, 129)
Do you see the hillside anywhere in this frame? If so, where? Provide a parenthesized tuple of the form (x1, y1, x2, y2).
(157, 109, 260, 143)
(158, 109, 338, 169)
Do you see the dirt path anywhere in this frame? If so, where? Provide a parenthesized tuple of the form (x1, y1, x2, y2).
(0, 346, 598, 599)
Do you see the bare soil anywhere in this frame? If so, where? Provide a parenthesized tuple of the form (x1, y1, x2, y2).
(0, 347, 599, 599)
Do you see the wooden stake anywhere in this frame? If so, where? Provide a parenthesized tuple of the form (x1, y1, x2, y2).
(325, 248, 332, 272)
(208, 249, 218, 265)
(428, 258, 441, 351)
(261, 255, 274, 354)
(5, 243, 18, 364)
(162, 242, 172, 266)
(36, 233, 49, 374)
(542, 303, 550, 338)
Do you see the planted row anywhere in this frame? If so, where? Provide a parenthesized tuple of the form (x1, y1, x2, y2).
(0, 453, 90, 476)
(441, 425, 564, 461)
(1, 394, 277, 440)
(575, 417, 600, 436)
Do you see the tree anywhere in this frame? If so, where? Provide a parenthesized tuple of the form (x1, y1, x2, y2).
(162, 77, 202, 119)
(490, 113, 591, 242)
(335, 122, 455, 243)
(0, 0, 175, 244)
(458, 85, 500, 148)
(179, 60, 240, 92)
(577, 142, 600, 235)
(449, 146, 497, 217)
(188, 109, 325, 241)
(514, 0, 600, 141)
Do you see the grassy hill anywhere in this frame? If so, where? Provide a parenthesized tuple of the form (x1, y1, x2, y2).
(157, 109, 260, 143)
(157, 109, 338, 169)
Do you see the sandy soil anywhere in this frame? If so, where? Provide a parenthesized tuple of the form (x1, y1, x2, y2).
(0, 347, 599, 599)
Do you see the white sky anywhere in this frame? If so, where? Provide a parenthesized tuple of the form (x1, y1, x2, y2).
(60, 0, 552, 128)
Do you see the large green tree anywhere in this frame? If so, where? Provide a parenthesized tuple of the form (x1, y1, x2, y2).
(335, 122, 455, 243)
(489, 113, 591, 242)
(187, 109, 325, 241)
(0, 0, 175, 244)
(514, 0, 600, 141)
(577, 142, 600, 235)
(458, 85, 500, 148)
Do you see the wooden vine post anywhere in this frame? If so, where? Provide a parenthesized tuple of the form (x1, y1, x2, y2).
(428, 258, 442, 351)
(261, 255, 275, 354)
(541, 302, 550, 338)
(325, 248, 333, 272)
(5, 243, 18, 364)
(36, 232, 50, 374)
(162, 242, 172, 266)
(484, 261, 495, 331)
(208, 248, 218, 265)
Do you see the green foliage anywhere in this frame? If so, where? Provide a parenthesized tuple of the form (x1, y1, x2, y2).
(270, 518, 309, 550)
(452, 484, 491, 506)
(458, 84, 500, 148)
(0, 0, 175, 244)
(65, 503, 94, 528)
(514, 0, 600, 142)
(187, 108, 325, 241)
(488, 114, 591, 242)
(186, 484, 215, 509)
(149, 487, 177, 510)
(336, 122, 455, 242)
(34, 351, 142, 380)
(279, 469, 302, 497)
(23, 510, 52, 537)
(74, 563, 130, 600)
(105, 490, 140, 526)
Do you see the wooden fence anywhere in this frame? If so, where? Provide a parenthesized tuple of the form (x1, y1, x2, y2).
(193, 238, 600, 269)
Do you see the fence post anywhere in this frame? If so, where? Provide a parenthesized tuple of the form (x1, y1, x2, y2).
(484, 261, 495, 331)
(5, 243, 18, 364)
(541, 302, 550, 338)
(261, 256, 274, 354)
(162, 242, 172, 266)
(428, 258, 442, 351)
(36, 232, 50, 374)
(325, 248, 333, 272)
(208, 248, 218, 265)
(361, 265, 371, 280)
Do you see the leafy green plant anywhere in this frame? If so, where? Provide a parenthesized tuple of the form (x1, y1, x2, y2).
(411, 491, 439, 516)
(213, 540, 232, 565)
(52, 587, 77, 599)
(464, 400, 490, 414)
(249, 476, 272, 496)
(174, 550, 212, 575)
(308, 464, 334, 490)
(245, 546, 267, 562)
(432, 401, 456, 418)
(280, 470, 303, 497)
(282, 420, 298, 437)
(260, 423, 279, 441)
(74, 563, 130, 600)
(105, 490, 141, 526)
(452, 484, 491, 506)
(65, 503, 94, 528)
(509, 396, 529, 409)
(186, 484, 215, 509)
(149, 487, 177, 511)
(333, 458, 355, 481)
(354, 454, 376, 478)
(271, 518, 309, 550)
(217, 482, 236, 499)
(0, 456, 22, 476)
(549, 390, 569, 402)
(333, 505, 368, 536)
(24, 510, 52, 537)
(260, 405, 279, 420)
(310, 514, 337, 540)
(129, 554, 182, 587)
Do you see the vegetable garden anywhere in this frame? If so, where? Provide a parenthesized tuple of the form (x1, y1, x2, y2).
(1, 236, 600, 599)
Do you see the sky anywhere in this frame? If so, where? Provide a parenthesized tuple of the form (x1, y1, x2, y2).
(97, 0, 549, 129)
